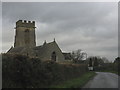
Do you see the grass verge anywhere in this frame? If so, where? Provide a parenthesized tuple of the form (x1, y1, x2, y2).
(49, 71, 96, 88)
(105, 71, 118, 75)
(98, 70, 118, 75)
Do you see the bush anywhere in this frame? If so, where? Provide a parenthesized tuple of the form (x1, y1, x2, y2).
(2, 53, 88, 88)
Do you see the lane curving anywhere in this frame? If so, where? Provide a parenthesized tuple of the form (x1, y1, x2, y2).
(83, 72, 118, 88)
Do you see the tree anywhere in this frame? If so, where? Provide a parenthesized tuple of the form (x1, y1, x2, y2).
(114, 57, 120, 63)
(102, 57, 109, 63)
(86, 56, 104, 67)
(71, 49, 87, 63)
(94, 57, 99, 66)
(89, 58, 93, 67)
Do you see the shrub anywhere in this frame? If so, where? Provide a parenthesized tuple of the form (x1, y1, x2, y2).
(2, 53, 88, 88)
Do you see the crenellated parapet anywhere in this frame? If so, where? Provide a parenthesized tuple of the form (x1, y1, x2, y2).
(16, 20, 35, 28)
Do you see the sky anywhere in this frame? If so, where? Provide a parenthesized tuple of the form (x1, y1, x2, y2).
(1, 2, 118, 62)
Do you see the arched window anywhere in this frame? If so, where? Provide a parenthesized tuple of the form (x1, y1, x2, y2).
(51, 51, 56, 61)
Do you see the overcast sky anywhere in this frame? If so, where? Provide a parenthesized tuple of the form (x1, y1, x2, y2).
(2, 2, 118, 61)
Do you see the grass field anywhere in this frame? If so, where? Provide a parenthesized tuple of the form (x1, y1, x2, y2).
(49, 71, 96, 88)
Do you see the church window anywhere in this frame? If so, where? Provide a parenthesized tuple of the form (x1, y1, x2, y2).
(25, 29, 29, 32)
(51, 51, 56, 61)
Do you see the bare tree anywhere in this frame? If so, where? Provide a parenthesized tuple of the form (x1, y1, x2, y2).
(102, 57, 109, 63)
(71, 49, 87, 62)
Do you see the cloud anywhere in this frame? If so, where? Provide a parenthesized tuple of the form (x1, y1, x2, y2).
(2, 2, 118, 61)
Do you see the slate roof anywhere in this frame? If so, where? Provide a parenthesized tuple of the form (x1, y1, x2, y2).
(7, 47, 25, 53)
(33, 41, 59, 57)
(62, 53, 72, 60)
(9, 40, 63, 57)
(7, 40, 65, 61)
(8, 41, 58, 56)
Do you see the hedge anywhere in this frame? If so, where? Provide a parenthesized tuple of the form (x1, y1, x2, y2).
(2, 53, 88, 88)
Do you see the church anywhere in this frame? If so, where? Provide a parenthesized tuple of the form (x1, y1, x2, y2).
(7, 20, 71, 62)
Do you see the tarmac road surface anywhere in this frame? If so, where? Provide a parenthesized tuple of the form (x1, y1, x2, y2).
(83, 72, 118, 88)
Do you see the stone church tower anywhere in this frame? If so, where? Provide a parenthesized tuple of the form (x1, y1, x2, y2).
(14, 20, 36, 47)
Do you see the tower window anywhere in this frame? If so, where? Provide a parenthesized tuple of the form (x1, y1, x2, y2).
(25, 29, 29, 32)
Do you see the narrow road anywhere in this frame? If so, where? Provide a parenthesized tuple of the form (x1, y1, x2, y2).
(83, 72, 118, 88)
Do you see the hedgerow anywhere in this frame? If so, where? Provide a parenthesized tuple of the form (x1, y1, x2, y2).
(2, 53, 88, 88)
